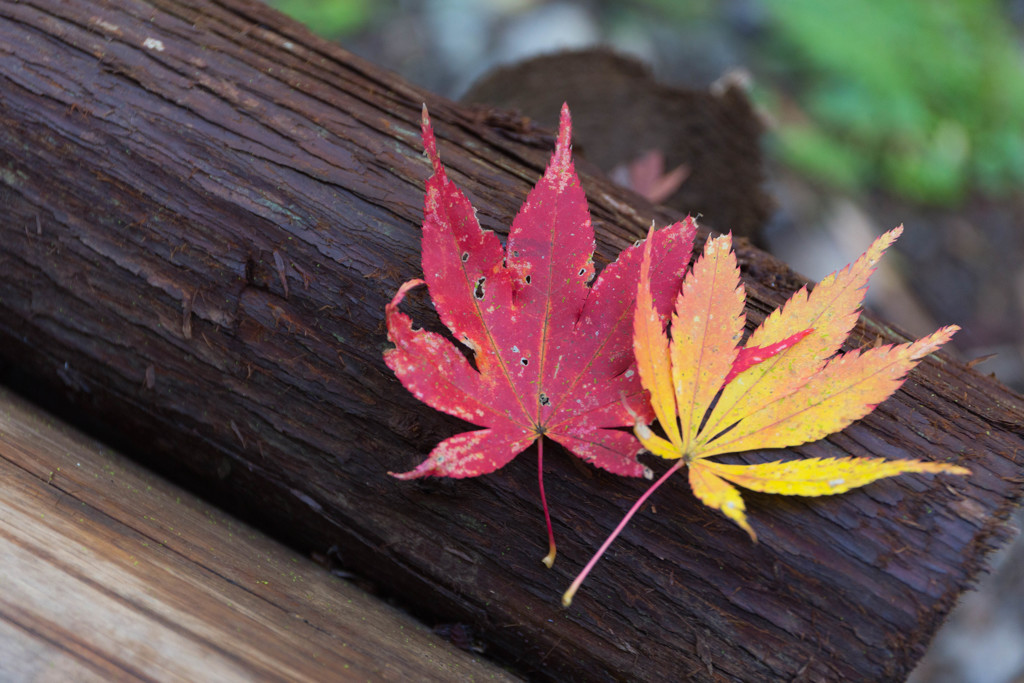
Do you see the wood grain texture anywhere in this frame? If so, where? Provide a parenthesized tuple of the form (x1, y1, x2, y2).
(0, 1, 1022, 680)
(0, 387, 516, 681)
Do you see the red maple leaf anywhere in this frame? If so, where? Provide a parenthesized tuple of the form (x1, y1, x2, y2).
(385, 104, 696, 565)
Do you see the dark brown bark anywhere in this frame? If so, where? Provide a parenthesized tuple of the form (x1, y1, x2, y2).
(0, 1, 1021, 681)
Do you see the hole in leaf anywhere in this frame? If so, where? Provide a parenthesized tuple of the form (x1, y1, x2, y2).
(578, 268, 586, 277)
(521, 358, 529, 366)
(524, 275, 532, 285)
(539, 393, 550, 406)
(461, 252, 469, 262)
(512, 250, 520, 257)
(474, 277, 486, 300)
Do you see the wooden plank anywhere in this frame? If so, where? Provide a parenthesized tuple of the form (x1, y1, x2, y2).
(0, 387, 516, 682)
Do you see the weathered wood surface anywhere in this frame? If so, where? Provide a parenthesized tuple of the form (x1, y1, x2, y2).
(0, 386, 516, 681)
(0, 1, 1022, 680)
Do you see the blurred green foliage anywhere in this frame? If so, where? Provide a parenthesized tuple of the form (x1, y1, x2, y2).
(762, 0, 1024, 203)
(273, 0, 1022, 204)
(273, 0, 374, 38)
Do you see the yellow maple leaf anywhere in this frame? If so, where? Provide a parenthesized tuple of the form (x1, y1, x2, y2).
(563, 224, 970, 606)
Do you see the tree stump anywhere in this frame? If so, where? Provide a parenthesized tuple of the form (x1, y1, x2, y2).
(1, 1, 1022, 680)
(462, 48, 772, 240)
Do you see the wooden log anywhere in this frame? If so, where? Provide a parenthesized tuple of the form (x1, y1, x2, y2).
(0, 386, 515, 681)
(0, 1, 1021, 680)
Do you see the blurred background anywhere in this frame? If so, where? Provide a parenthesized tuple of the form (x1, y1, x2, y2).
(281, 0, 1024, 389)
(269, 1, 1024, 680)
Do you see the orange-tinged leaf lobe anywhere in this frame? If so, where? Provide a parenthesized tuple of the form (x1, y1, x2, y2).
(634, 226, 682, 449)
(564, 227, 970, 606)
(385, 105, 696, 565)
(669, 231, 746, 452)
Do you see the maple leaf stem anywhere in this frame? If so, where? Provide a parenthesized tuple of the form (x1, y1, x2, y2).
(538, 438, 557, 568)
(562, 459, 686, 607)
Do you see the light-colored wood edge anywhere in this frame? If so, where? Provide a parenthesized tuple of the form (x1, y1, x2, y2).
(0, 386, 517, 682)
